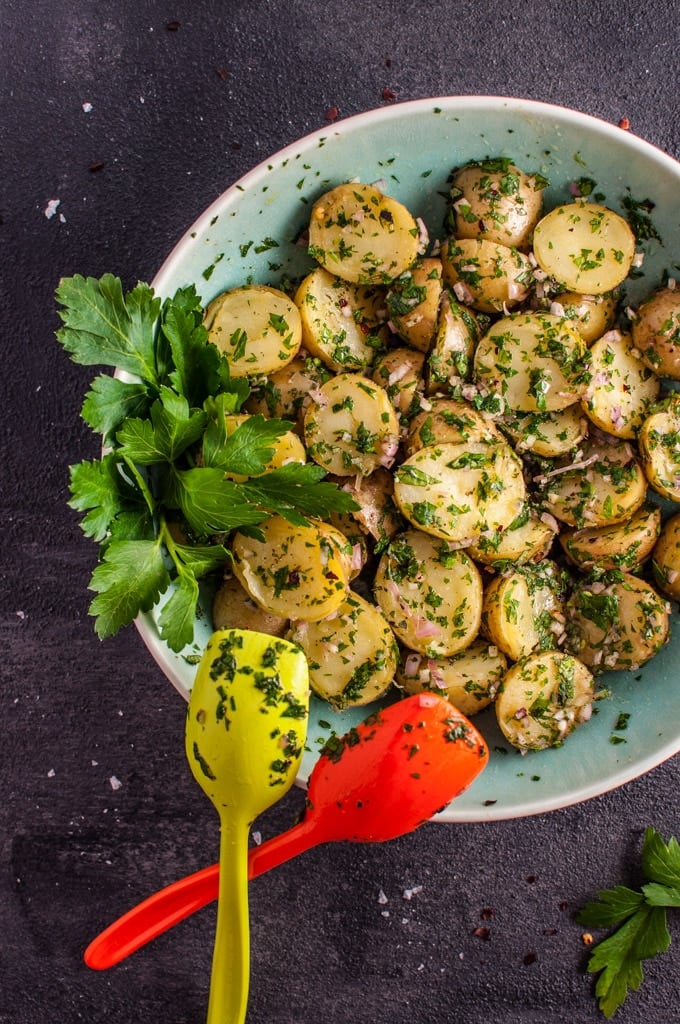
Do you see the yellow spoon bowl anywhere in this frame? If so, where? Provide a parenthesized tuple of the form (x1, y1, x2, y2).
(185, 629, 309, 1024)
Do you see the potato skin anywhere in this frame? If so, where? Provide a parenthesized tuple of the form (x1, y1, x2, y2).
(632, 286, 680, 379)
(448, 159, 545, 250)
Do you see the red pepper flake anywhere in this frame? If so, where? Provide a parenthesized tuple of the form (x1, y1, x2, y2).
(558, 901, 569, 912)
(480, 908, 495, 921)
(230, 142, 242, 152)
(88, 161, 105, 173)
(382, 87, 397, 103)
(385, 58, 392, 68)
(526, 874, 537, 884)
(618, 116, 631, 130)
(473, 927, 490, 940)
(166, 20, 181, 31)
(523, 952, 537, 966)
(543, 928, 558, 936)
(216, 67, 231, 81)
(582, 932, 594, 946)
(325, 106, 340, 122)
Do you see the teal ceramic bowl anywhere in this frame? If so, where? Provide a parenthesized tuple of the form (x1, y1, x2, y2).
(139, 96, 680, 821)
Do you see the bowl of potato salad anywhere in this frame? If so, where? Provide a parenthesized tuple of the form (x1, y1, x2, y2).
(139, 96, 680, 821)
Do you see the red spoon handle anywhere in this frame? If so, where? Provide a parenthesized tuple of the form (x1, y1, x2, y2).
(84, 817, 321, 971)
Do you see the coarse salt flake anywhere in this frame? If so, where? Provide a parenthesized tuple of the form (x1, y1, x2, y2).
(44, 199, 61, 219)
(403, 885, 423, 900)
(377, 889, 388, 904)
(82, 101, 93, 113)
(47, 768, 56, 778)
(109, 775, 122, 791)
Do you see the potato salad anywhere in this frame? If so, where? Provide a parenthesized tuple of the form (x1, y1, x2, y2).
(208, 158, 679, 753)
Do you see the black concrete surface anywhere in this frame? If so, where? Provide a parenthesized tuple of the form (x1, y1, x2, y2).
(2, 2, 680, 1022)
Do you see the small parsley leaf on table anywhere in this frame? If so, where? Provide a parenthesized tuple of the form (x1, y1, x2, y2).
(577, 827, 679, 1018)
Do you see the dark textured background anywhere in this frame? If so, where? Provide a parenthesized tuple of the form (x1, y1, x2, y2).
(2, 2, 680, 1022)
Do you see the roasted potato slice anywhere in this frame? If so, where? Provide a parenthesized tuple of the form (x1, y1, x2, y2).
(231, 516, 349, 622)
(308, 182, 422, 285)
(582, 329, 659, 438)
(396, 639, 507, 716)
(474, 312, 590, 414)
(204, 284, 301, 376)
(565, 572, 669, 671)
(441, 237, 532, 313)
(532, 201, 636, 293)
(288, 592, 397, 710)
(373, 530, 482, 658)
(393, 439, 526, 544)
(560, 502, 661, 572)
(495, 650, 595, 751)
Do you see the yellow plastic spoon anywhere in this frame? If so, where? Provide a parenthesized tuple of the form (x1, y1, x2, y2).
(185, 628, 309, 1024)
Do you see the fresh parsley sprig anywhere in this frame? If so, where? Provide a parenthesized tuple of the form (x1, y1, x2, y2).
(56, 273, 358, 652)
(577, 826, 680, 1018)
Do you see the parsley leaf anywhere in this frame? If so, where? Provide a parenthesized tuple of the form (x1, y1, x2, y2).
(88, 539, 170, 639)
(56, 273, 358, 651)
(55, 274, 160, 382)
(577, 827, 679, 1018)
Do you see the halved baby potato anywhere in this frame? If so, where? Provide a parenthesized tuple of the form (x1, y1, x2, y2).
(480, 560, 567, 661)
(294, 266, 386, 372)
(231, 515, 349, 622)
(393, 439, 526, 544)
(288, 592, 397, 710)
(441, 238, 532, 313)
(474, 312, 590, 414)
(244, 355, 332, 428)
(396, 639, 507, 717)
(386, 257, 443, 352)
(632, 285, 680, 379)
(371, 347, 426, 418)
(303, 373, 400, 476)
(560, 502, 661, 572)
(547, 291, 618, 345)
(537, 433, 647, 528)
(425, 291, 480, 393)
(500, 405, 589, 458)
(532, 201, 636, 293)
(448, 158, 546, 250)
(204, 284, 301, 376)
(639, 396, 680, 502)
(582, 329, 659, 438)
(405, 397, 500, 457)
(373, 529, 482, 658)
(495, 650, 595, 751)
(308, 182, 422, 285)
(212, 573, 289, 637)
(565, 572, 669, 671)
(467, 505, 558, 567)
(652, 512, 680, 602)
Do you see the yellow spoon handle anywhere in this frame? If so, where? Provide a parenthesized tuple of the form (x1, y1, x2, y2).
(206, 815, 251, 1024)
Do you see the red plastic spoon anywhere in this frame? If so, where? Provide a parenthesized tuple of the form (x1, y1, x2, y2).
(85, 693, 487, 971)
